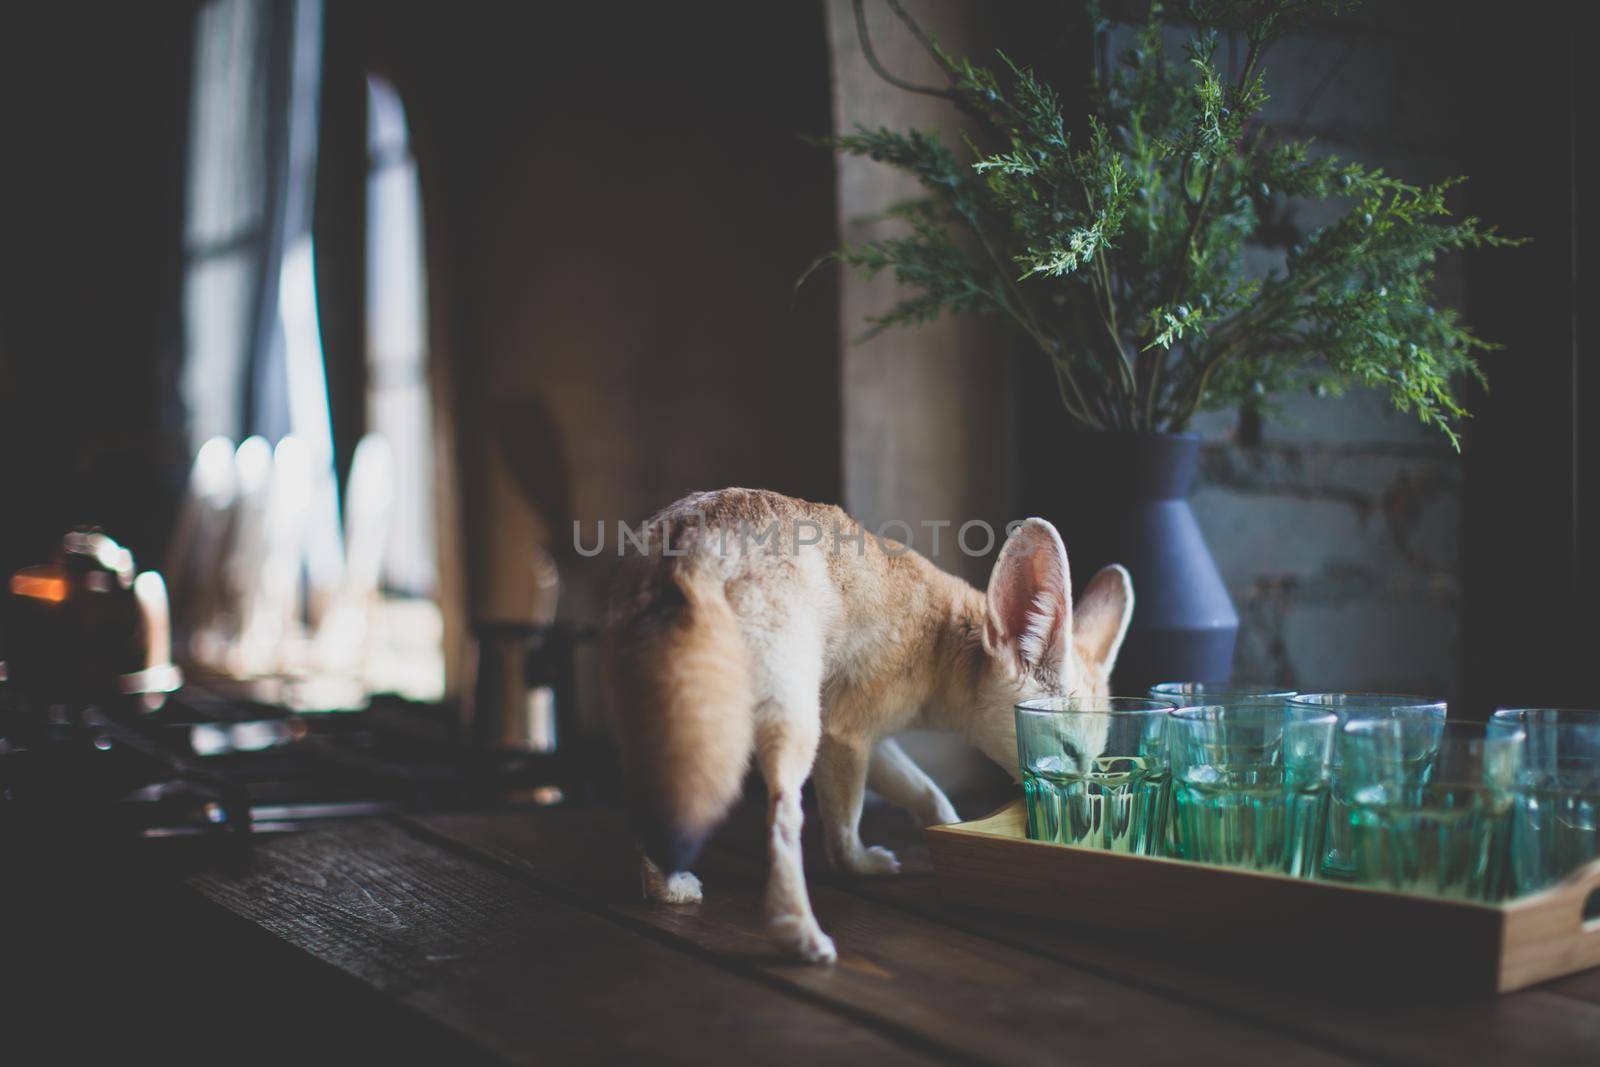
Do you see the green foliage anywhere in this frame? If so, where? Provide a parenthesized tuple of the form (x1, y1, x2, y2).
(817, 1, 1521, 445)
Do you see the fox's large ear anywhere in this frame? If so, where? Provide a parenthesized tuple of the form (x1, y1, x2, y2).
(984, 519, 1071, 675)
(1073, 564, 1134, 675)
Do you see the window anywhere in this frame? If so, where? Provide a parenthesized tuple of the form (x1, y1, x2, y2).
(365, 75, 436, 599)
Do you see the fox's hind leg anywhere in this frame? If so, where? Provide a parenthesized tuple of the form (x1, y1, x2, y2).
(640, 854, 702, 904)
(754, 700, 834, 963)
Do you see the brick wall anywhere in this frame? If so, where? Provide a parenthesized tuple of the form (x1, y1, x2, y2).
(1135, 9, 1474, 696)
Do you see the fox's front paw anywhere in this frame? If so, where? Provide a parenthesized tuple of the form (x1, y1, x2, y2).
(769, 914, 837, 963)
(922, 795, 961, 828)
(838, 844, 901, 877)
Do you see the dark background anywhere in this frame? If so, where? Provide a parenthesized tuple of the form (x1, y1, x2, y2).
(0, 1, 1589, 715)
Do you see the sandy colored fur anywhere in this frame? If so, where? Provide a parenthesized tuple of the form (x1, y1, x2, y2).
(609, 488, 1020, 763)
(611, 558, 755, 845)
(605, 487, 1132, 961)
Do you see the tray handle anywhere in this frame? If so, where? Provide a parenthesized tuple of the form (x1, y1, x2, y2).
(1554, 856, 1600, 939)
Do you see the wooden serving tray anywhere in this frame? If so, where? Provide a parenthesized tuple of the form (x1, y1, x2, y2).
(927, 800, 1600, 993)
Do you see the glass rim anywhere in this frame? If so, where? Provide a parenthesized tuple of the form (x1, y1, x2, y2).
(1288, 692, 1445, 711)
(1149, 681, 1298, 699)
(1493, 707, 1600, 724)
(1150, 684, 1298, 706)
(1170, 703, 1337, 727)
(1015, 696, 1176, 716)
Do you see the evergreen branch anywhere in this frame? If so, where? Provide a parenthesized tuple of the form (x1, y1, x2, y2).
(812, 0, 1521, 443)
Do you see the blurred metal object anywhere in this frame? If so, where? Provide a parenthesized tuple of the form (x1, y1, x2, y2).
(188, 713, 306, 757)
(0, 685, 582, 844)
(468, 622, 554, 752)
(530, 544, 560, 628)
(2, 529, 182, 708)
(127, 572, 182, 708)
(465, 542, 572, 753)
(464, 621, 588, 756)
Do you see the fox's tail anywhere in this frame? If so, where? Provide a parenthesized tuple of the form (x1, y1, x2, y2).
(611, 565, 753, 874)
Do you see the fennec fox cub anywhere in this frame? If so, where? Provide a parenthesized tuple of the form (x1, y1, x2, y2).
(607, 488, 1133, 962)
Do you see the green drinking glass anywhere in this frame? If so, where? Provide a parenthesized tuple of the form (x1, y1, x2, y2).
(1149, 686, 1296, 855)
(1167, 702, 1338, 877)
(1149, 682, 1297, 706)
(1016, 696, 1176, 855)
(1489, 709, 1600, 895)
(1342, 718, 1523, 902)
(1288, 693, 1447, 879)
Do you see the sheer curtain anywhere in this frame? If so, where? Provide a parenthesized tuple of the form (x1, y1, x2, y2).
(181, 0, 344, 614)
(181, 0, 270, 451)
(365, 75, 437, 600)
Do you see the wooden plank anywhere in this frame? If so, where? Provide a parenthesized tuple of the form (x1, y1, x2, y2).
(720, 795, 1600, 1066)
(855, 866, 1600, 1065)
(184, 820, 936, 1067)
(1543, 966, 1600, 1007)
(413, 808, 1355, 1067)
(7, 842, 498, 1063)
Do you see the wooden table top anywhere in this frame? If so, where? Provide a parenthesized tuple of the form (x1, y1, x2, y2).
(74, 793, 1600, 1064)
